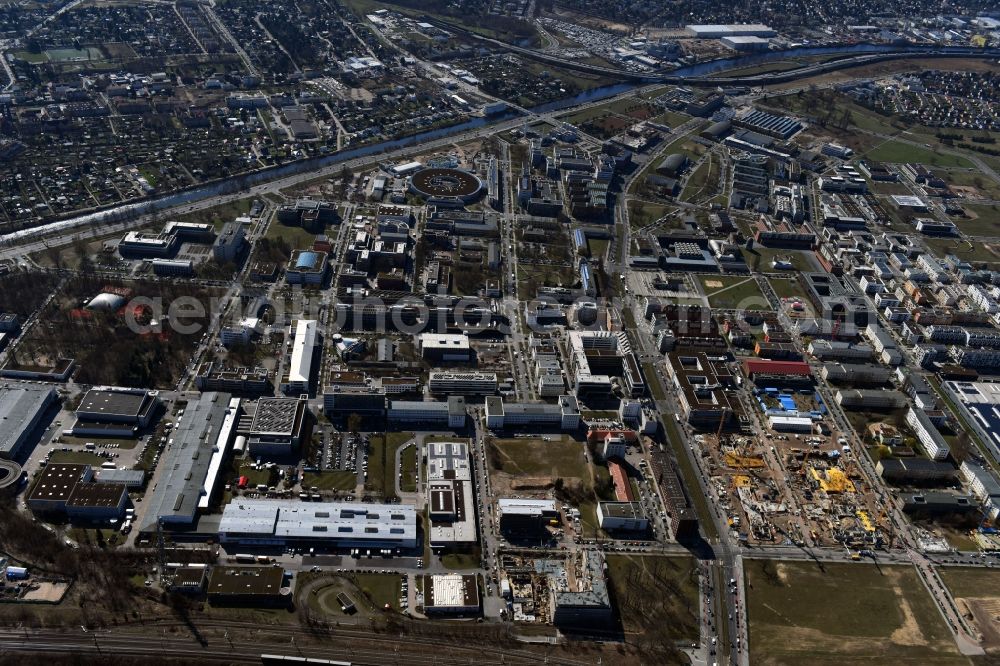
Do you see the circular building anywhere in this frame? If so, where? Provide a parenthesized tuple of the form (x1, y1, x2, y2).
(408, 167, 483, 203)
(0, 459, 23, 495)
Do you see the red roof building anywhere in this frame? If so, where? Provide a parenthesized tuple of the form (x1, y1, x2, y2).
(742, 359, 812, 376)
(608, 460, 634, 502)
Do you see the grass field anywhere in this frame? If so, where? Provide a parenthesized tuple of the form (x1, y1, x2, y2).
(746, 560, 965, 666)
(399, 444, 418, 492)
(175, 197, 259, 231)
(644, 362, 665, 400)
(365, 432, 414, 497)
(606, 554, 700, 643)
(951, 203, 1000, 237)
(924, 237, 1000, 265)
(863, 140, 974, 169)
(352, 573, 402, 612)
(768, 277, 810, 302)
(943, 170, 1000, 201)
(301, 470, 357, 492)
(741, 247, 813, 273)
(48, 451, 105, 465)
(265, 218, 319, 249)
(489, 437, 587, 480)
(699, 275, 771, 311)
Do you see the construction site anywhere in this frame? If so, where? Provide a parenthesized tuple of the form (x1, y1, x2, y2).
(697, 364, 893, 551)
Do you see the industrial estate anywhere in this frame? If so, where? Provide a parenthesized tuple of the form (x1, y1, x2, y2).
(2, 0, 1000, 665)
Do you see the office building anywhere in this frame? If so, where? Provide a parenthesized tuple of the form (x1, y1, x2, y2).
(428, 372, 498, 395)
(497, 498, 559, 539)
(484, 395, 581, 430)
(423, 574, 480, 614)
(245, 397, 307, 456)
(597, 502, 648, 532)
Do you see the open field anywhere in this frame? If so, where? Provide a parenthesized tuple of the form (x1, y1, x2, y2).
(699, 275, 771, 311)
(399, 444, 418, 493)
(746, 560, 965, 666)
(606, 554, 699, 642)
(863, 140, 974, 169)
(951, 204, 1000, 237)
(487, 437, 587, 480)
(939, 565, 1000, 650)
(742, 247, 813, 273)
(365, 432, 414, 498)
(768, 277, 810, 302)
(924, 237, 1000, 266)
(301, 470, 357, 492)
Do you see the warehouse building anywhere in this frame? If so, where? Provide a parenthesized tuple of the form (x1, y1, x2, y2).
(65, 481, 128, 521)
(207, 566, 290, 607)
(27, 463, 92, 514)
(73, 387, 160, 437)
(497, 498, 559, 539)
(685, 23, 775, 38)
(244, 397, 307, 456)
(427, 441, 477, 548)
(423, 574, 480, 614)
(218, 499, 418, 549)
(281, 319, 319, 395)
(0, 383, 58, 460)
(27, 462, 128, 520)
(138, 393, 240, 533)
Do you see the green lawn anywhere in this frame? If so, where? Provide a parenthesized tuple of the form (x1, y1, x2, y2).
(943, 170, 1000, 201)
(48, 451, 105, 465)
(175, 197, 259, 231)
(606, 554, 700, 642)
(863, 140, 974, 168)
(742, 246, 812, 272)
(265, 219, 318, 250)
(441, 550, 481, 570)
(488, 437, 587, 480)
(364, 432, 414, 498)
(746, 560, 964, 666)
(644, 362, 665, 401)
(939, 567, 1000, 599)
(699, 275, 771, 311)
(302, 470, 357, 492)
(950, 203, 1000, 237)
(352, 573, 402, 612)
(768, 276, 810, 302)
(399, 444, 418, 493)
(924, 237, 1000, 265)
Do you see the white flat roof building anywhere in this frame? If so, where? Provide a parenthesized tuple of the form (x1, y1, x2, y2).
(283, 319, 318, 394)
(218, 499, 417, 548)
(427, 441, 477, 547)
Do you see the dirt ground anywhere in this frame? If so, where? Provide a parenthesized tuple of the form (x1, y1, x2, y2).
(20, 581, 70, 602)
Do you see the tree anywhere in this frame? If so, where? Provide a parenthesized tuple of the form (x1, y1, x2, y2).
(347, 413, 362, 433)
